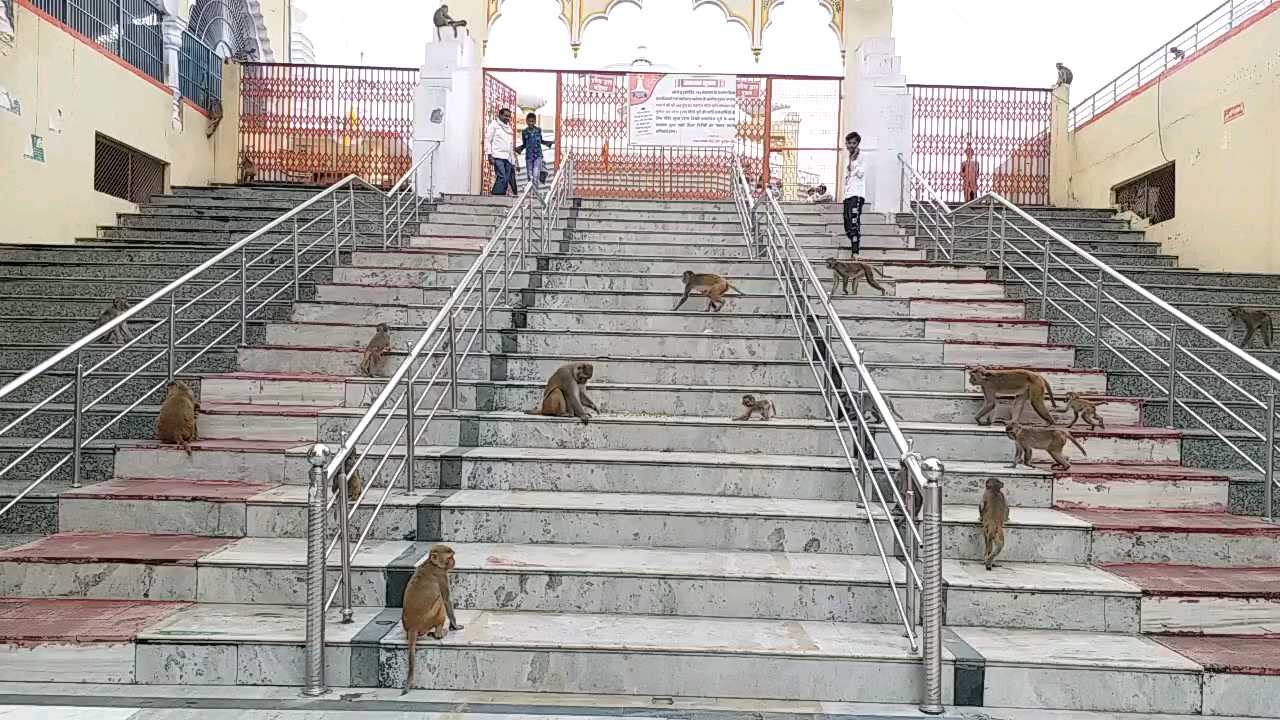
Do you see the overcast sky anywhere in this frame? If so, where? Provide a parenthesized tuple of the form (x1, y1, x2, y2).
(297, 0, 1214, 102)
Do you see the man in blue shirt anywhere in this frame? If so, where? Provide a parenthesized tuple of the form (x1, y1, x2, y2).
(517, 112, 554, 189)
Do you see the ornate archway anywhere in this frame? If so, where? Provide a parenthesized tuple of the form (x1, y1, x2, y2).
(188, 0, 271, 60)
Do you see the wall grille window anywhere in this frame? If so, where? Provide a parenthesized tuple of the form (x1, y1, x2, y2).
(179, 30, 223, 113)
(94, 134, 166, 203)
(1114, 162, 1176, 224)
(31, 0, 165, 83)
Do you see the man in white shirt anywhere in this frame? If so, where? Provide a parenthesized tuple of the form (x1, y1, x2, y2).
(485, 108, 517, 196)
(842, 131, 866, 254)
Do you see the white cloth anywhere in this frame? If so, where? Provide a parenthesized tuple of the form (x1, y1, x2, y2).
(843, 153, 866, 200)
(485, 119, 514, 163)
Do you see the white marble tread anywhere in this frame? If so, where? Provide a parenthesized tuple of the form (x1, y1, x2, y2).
(943, 505, 1091, 529)
(137, 605, 383, 644)
(942, 559, 1140, 595)
(951, 626, 1203, 672)
(439, 489, 874, 520)
(198, 537, 907, 585)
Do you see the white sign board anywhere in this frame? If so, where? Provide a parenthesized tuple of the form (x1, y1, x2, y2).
(627, 73, 737, 147)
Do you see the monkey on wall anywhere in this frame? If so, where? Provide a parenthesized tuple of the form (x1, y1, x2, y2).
(673, 271, 742, 312)
(156, 380, 200, 455)
(401, 544, 462, 694)
(527, 362, 597, 424)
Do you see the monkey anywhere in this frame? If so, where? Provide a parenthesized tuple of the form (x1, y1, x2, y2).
(401, 544, 463, 694)
(333, 448, 363, 504)
(155, 380, 200, 456)
(1055, 62, 1074, 86)
(861, 391, 903, 425)
(968, 366, 1059, 426)
(358, 323, 392, 378)
(732, 394, 775, 421)
(205, 97, 223, 139)
(95, 295, 134, 345)
(825, 258, 887, 296)
(432, 3, 468, 40)
(673, 271, 742, 312)
(1063, 392, 1107, 430)
(238, 152, 257, 184)
(526, 362, 596, 424)
(1226, 306, 1273, 348)
(1006, 422, 1087, 471)
(978, 478, 1009, 570)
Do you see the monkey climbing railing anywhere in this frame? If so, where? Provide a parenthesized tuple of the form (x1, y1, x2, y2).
(0, 148, 437, 521)
(898, 153, 1280, 522)
(301, 157, 577, 696)
(731, 158, 946, 715)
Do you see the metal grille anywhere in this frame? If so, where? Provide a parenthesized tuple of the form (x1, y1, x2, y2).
(94, 133, 165, 203)
(479, 72, 518, 194)
(31, 0, 165, 83)
(179, 29, 222, 113)
(238, 63, 416, 187)
(907, 84, 1052, 206)
(1114, 162, 1176, 224)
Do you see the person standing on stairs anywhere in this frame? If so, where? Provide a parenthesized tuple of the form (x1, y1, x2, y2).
(517, 112, 555, 191)
(486, 108, 518, 196)
(842, 131, 867, 255)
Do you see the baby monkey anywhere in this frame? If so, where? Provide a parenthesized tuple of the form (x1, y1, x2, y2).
(95, 296, 134, 345)
(825, 258, 887, 296)
(1063, 392, 1107, 430)
(401, 544, 462, 694)
(359, 323, 392, 377)
(155, 380, 200, 455)
(673, 271, 742, 312)
(733, 394, 776, 421)
(1227, 306, 1273, 348)
(1006, 422, 1086, 471)
(978, 478, 1009, 570)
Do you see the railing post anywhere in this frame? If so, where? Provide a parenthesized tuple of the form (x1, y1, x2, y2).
(479, 267, 490, 353)
(1266, 386, 1276, 522)
(997, 210, 1008, 285)
(292, 216, 301, 301)
(985, 200, 995, 257)
(347, 183, 357, 244)
(1038, 235, 1052, 319)
(334, 453, 354, 625)
(71, 354, 84, 489)
(1166, 325, 1179, 427)
(447, 311, 459, 411)
(405, 374, 417, 492)
(898, 161, 906, 214)
(381, 194, 389, 248)
(303, 443, 331, 697)
(331, 191, 341, 268)
(239, 248, 248, 345)
(1092, 267, 1105, 363)
(167, 295, 177, 381)
(919, 456, 946, 715)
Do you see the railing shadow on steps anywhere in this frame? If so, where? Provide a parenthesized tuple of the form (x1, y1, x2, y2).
(899, 153, 1280, 521)
(300, 157, 578, 696)
(730, 158, 947, 715)
(0, 145, 439, 519)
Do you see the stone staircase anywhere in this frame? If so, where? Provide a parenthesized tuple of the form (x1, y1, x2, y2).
(0, 190, 1276, 717)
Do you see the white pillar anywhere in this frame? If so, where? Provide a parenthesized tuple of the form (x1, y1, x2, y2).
(414, 32, 481, 197)
(161, 14, 187, 130)
(847, 37, 910, 215)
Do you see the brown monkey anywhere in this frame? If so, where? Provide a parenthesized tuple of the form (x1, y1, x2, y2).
(401, 544, 462, 694)
(526, 362, 596, 424)
(95, 296, 134, 345)
(862, 391, 903, 425)
(358, 323, 392, 377)
(673, 271, 742, 312)
(334, 448, 363, 504)
(968, 366, 1059, 426)
(1063, 392, 1107, 430)
(238, 152, 257, 184)
(156, 380, 200, 456)
(1005, 422, 1086, 471)
(1227, 306, 1273, 348)
(205, 97, 223, 139)
(733, 394, 775, 421)
(978, 478, 1009, 570)
(825, 258, 887, 296)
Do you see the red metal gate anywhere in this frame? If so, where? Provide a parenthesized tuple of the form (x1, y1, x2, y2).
(483, 69, 840, 200)
(480, 72, 519, 193)
(907, 84, 1052, 205)
(239, 63, 417, 187)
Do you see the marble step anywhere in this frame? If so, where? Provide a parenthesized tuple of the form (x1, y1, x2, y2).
(1053, 464, 1232, 512)
(1104, 563, 1280, 636)
(555, 241, 924, 261)
(532, 255, 988, 281)
(1065, 509, 1280, 567)
(423, 213, 904, 236)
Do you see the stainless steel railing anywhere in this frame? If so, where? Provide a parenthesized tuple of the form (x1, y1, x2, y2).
(301, 157, 577, 695)
(0, 147, 436, 519)
(381, 142, 439, 248)
(731, 158, 946, 714)
(898, 153, 1280, 521)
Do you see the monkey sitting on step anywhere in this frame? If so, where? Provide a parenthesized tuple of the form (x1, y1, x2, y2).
(156, 380, 200, 456)
(359, 323, 392, 378)
(527, 362, 597, 424)
(825, 258, 888, 296)
(95, 296, 134, 345)
(1226, 306, 1273, 348)
(1063, 392, 1107, 430)
(673, 271, 742, 312)
(401, 544, 463, 694)
(1005, 422, 1086, 471)
(732, 394, 776, 421)
(979, 478, 1009, 570)
(968, 366, 1059, 426)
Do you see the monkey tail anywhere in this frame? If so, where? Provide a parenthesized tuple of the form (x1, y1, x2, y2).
(1045, 381, 1060, 410)
(726, 284, 744, 296)
(402, 627, 417, 695)
(1069, 434, 1088, 455)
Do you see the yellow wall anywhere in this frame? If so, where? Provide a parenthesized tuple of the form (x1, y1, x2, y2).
(258, 0, 291, 62)
(1065, 5, 1280, 272)
(0, 3, 222, 245)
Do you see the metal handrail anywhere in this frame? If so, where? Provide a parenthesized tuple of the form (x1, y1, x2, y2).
(540, 156, 577, 249)
(382, 143, 439, 248)
(898, 154, 1280, 519)
(1069, 0, 1278, 129)
(311, 157, 577, 632)
(0, 150, 437, 519)
(732, 158, 946, 714)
